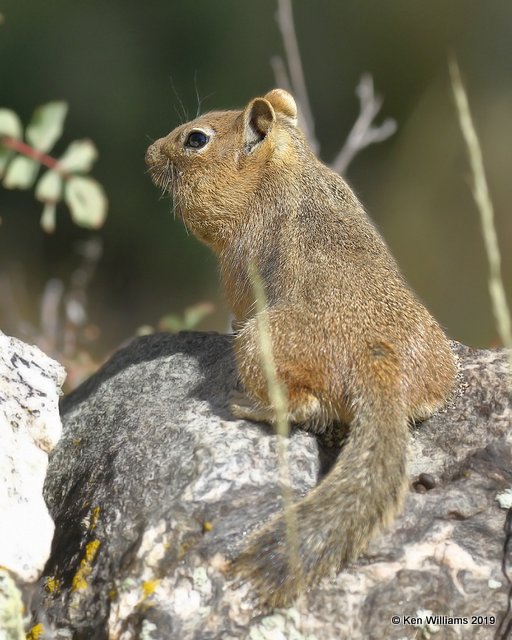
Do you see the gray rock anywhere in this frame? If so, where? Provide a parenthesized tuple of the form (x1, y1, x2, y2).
(0, 332, 66, 639)
(37, 333, 510, 639)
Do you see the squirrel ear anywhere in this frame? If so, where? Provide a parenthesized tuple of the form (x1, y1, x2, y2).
(263, 89, 298, 125)
(243, 98, 276, 150)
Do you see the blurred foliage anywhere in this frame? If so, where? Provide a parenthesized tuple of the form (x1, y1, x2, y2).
(137, 302, 215, 336)
(0, 102, 107, 232)
(0, 0, 511, 364)
(158, 303, 215, 333)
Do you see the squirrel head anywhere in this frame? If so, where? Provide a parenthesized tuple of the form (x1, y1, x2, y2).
(146, 89, 302, 248)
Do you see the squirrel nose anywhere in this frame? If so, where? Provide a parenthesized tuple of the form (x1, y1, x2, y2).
(145, 139, 165, 167)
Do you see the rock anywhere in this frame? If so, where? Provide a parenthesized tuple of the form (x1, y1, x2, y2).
(0, 332, 66, 638)
(36, 332, 510, 639)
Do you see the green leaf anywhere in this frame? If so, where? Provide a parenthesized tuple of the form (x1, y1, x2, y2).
(0, 109, 23, 139)
(159, 303, 215, 332)
(40, 202, 57, 233)
(3, 155, 39, 189)
(64, 175, 108, 228)
(26, 102, 68, 152)
(183, 302, 215, 329)
(59, 139, 98, 172)
(158, 314, 184, 333)
(35, 170, 63, 203)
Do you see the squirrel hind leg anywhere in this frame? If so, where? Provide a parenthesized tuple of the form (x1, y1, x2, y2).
(230, 388, 322, 426)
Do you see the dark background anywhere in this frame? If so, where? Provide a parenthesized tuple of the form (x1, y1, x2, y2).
(1, 0, 511, 366)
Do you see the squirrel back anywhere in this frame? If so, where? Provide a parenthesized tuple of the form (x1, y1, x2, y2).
(146, 89, 456, 607)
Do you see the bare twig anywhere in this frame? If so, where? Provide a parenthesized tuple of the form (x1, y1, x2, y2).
(275, 0, 319, 154)
(40, 278, 65, 353)
(331, 74, 397, 174)
(1, 136, 69, 176)
(0, 237, 103, 388)
(0, 273, 27, 334)
(273, 2, 395, 173)
(449, 58, 512, 354)
(269, 55, 292, 95)
(63, 237, 102, 357)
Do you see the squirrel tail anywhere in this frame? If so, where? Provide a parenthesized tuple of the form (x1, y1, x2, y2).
(231, 348, 409, 608)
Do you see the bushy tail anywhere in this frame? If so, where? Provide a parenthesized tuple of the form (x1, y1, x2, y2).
(232, 365, 409, 608)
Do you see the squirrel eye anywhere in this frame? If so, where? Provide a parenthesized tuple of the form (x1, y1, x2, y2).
(185, 130, 209, 149)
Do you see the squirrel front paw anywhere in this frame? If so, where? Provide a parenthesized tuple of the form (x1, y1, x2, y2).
(229, 390, 275, 424)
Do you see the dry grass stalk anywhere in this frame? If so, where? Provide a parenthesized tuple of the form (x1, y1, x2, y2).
(247, 261, 302, 585)
(450, 59, 512, 356)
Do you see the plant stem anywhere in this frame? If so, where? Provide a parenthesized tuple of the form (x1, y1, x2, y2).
(248, 260, 302, 583)
(450, 58, 512, 353)
(0, 136, 66, 175)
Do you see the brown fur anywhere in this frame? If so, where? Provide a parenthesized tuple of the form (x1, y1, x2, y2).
(146, 89, 456, 607)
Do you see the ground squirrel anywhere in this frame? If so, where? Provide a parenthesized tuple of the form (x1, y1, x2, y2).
(146, 89, 456, 607)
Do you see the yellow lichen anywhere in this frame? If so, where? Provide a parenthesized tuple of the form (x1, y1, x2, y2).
(71, 539, 101, 592)
(108, 585, 118, 601)
(45, 575, 61, 594)
(90, 506, 100, 530)
(81, 505, 101, 531)
(142, 579, 160, 599)
(26, 623, 44, 640)
(203, 521, 213, 532)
